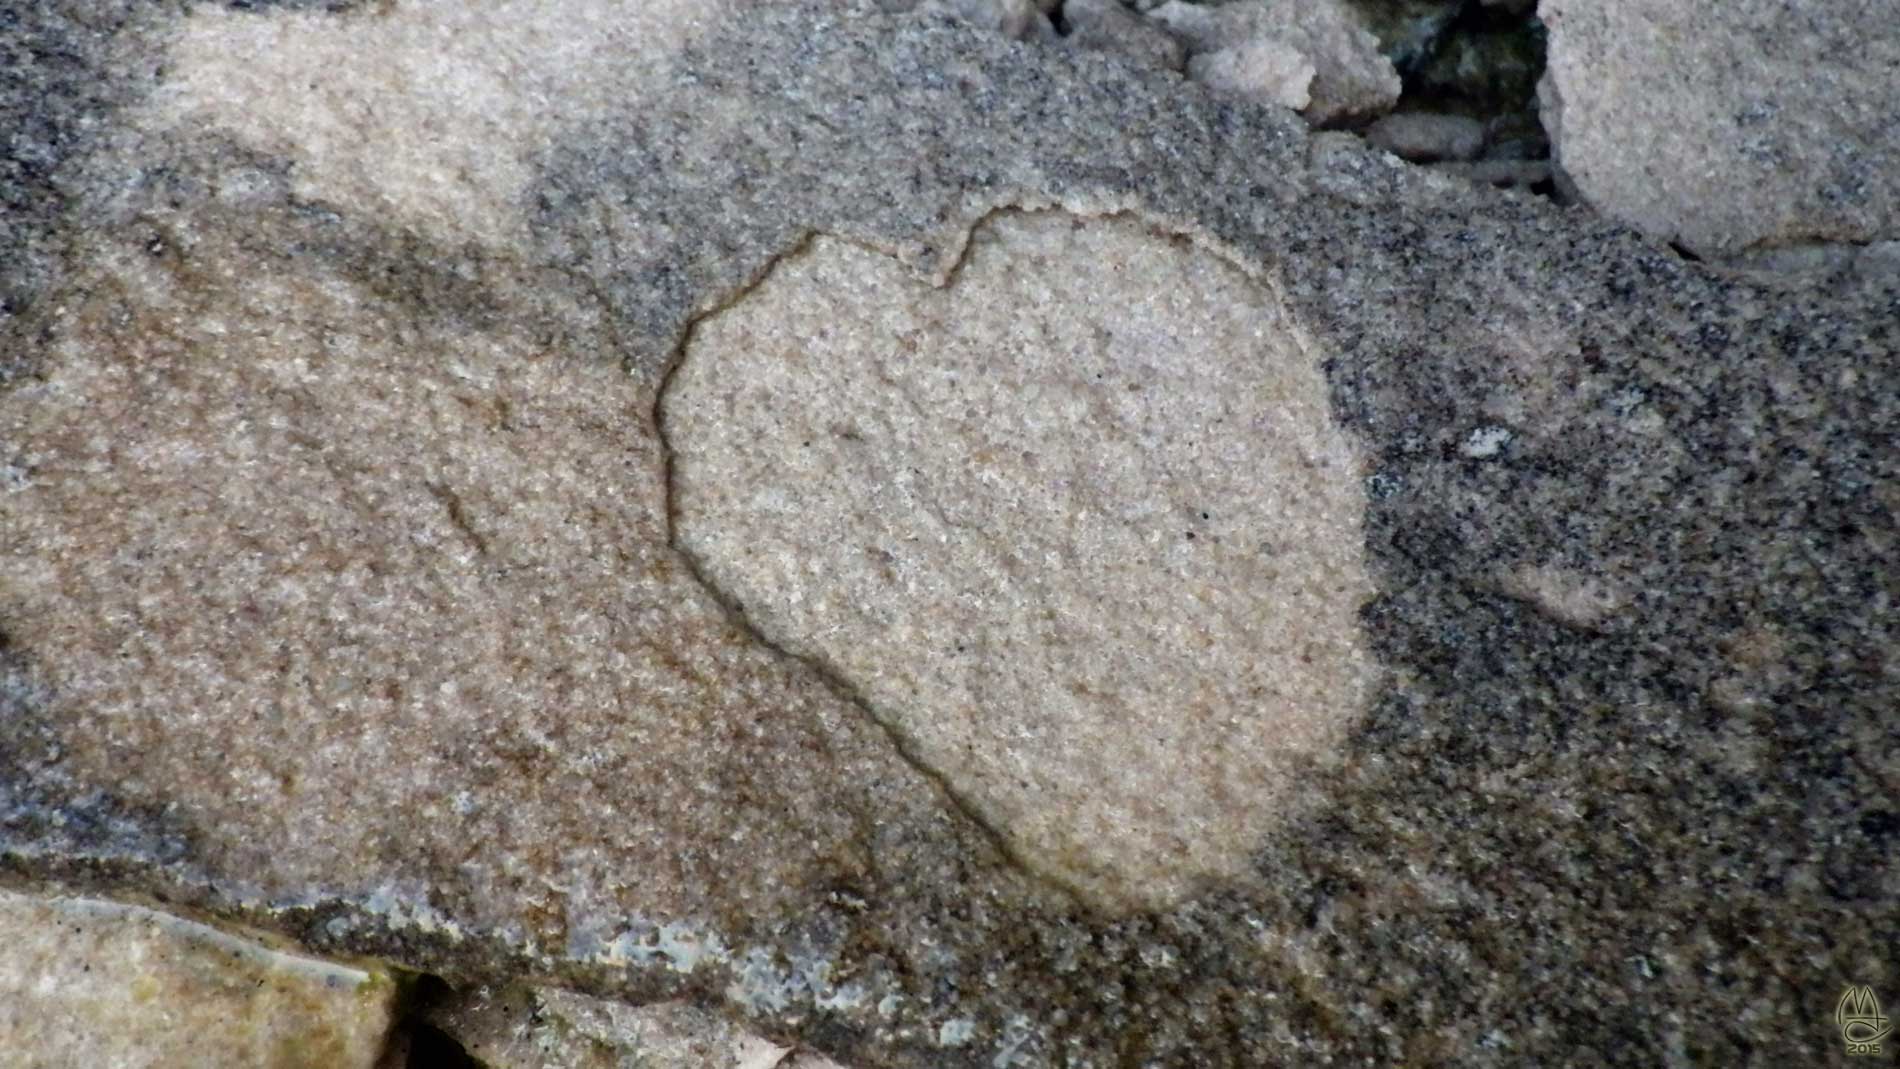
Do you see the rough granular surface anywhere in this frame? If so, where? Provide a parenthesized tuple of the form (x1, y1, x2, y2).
(151, 0, 726, 249)
(1540, 0, 1900, 255)
(426, 983, 843, 1069)
(666, 211, 1377, 912)
(1, 2, 1895, 1067)
(0, 886, 396, 1068)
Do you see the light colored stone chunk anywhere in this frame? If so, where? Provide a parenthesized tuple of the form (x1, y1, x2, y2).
(1540, 0, 1900, 256)
(0, 886, 396, 1069)
(663, 211, 1380, 911)
(150, 0, 724, 248)
(1496, 563, 1628, 630)
(1149, 0, 1399, 124)
(1188, 39, 1315, 111)
(428, 984, 849, 1069)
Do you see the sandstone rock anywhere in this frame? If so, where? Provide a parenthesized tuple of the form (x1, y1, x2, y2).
(1, 2, 1895, 1067)
(1149, 0, 1401, 124)
(0, 887, 396, 1068)
(1062, 0, 1186, 71)
(1366, 110, 1486, 162)
(1541, 0, 1900, 256)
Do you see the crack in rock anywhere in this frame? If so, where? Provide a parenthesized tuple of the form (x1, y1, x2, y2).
(657, 208, 1382, 912)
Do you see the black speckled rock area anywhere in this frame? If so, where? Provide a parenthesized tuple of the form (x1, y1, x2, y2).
(1, 2, 1894, 1066)
(0, 1, 151, 373)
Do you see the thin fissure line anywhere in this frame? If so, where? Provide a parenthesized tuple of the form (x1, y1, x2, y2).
(640, 200, 1284, 910)
(645, 209, 1095, 909)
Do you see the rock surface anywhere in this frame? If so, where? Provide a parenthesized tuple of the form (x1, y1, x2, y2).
(918, 0, 1055, 42)
(429, 983, 847, 1069)
(1541, 0, 1900, 256)
(1061, 0, 1185, 72)
(664, 210, 1378, 911)
(1, 1, 1896, 1067)
(0, 886, 397, 1068)
(1150, 0, 1402, 123)
(1430, 156, 1550, 190)
(1185, 37, 1318, 113)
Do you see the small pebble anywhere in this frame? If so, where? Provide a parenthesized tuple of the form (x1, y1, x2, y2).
(1367, 111, 1487, 163)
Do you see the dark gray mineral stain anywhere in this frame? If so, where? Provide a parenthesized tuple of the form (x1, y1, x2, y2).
(0, 1, 154, 377)
(0, 640, 194, 881)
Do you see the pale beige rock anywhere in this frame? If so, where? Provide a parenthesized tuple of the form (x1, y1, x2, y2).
(1496, 563, 1628, 630)
(1148, 0, 1399, 124)
(1188, 39, 1315, 112)
(149, 0, 726, 249)
(1540, 0, 1900, 256)
(429, 984, 849, 1069)
(663, 211, 1380, 911)
(0, 886, 396, 1069)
